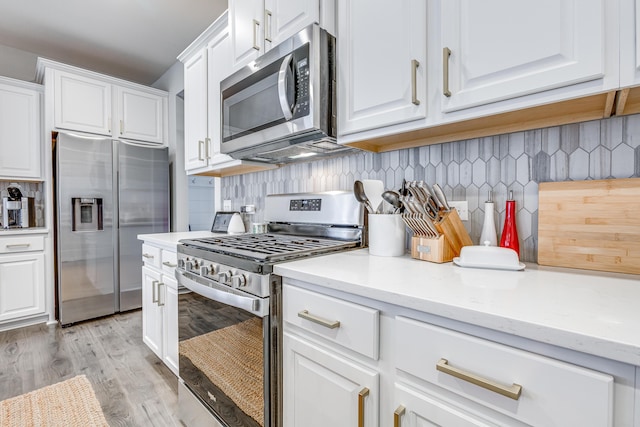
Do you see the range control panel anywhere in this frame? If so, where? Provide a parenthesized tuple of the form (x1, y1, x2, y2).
(289, 198, 321, 211)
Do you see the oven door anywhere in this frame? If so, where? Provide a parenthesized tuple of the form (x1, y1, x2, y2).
(176, 269, 273, 427)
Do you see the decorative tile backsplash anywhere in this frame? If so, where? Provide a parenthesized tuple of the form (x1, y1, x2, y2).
(221, 114, 640, 262)
(0, 180, 45, 228)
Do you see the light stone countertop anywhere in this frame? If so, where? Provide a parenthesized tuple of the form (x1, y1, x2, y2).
(137, 231, 223, 250)
(274, 249, 640, 367)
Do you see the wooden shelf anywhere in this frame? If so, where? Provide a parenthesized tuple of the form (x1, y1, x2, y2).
(346, 92, 617, 153)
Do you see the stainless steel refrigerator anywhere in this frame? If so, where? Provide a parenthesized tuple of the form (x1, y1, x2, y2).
(54, 132, 169, 325)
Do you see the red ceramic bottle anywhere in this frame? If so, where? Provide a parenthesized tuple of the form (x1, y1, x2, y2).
(499, 191, 520, 257)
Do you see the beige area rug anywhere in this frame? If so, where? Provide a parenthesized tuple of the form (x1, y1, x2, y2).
(180, 317, 264, 426)
(0, 375, 108, 427)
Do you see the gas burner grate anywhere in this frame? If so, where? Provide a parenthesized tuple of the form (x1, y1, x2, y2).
(184, 233, 357, 262)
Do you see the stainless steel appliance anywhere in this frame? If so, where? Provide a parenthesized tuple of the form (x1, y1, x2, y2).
(2, 195, 35, 228)
(176, 191, 364, 427)
(54, 132, 169, 326)
(220, 24, 354, 164)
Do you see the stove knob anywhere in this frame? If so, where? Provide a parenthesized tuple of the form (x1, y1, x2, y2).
(178, 258, 185, 269)
(231, 274, 247, 288)
(185, 260, 193, 271)
(201, 264, 216, 276)
(217, 271, 232, 283)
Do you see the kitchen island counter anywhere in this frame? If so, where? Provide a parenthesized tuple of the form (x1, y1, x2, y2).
(274, 249, 640, 366)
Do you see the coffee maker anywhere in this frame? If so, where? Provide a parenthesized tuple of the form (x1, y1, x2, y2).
(2, 187, 35, 229)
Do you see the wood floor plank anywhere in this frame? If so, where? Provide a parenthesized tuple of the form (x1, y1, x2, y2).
(0, 310, 181, 426)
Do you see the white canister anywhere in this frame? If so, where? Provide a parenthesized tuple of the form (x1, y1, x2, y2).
(368, 214, 406, 257)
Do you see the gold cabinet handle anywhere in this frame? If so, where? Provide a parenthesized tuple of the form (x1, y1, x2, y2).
(152, 280, 159, 303)
(443, 47, 452, 97)
(436, 358, 522, 400)
(297, 310, 340, 329)
(162, 261, 177, 268)
(205, 137, 211, 159)
(411, 59, 420, 105)
(394, 405, 406, 427)
(143, 253, 154, 259)
(265, 10, 273, 42)
(157, 282, 165, 307)
(358, 387, 369, 427)
(120, 119, 124, 134)
(253, 19, 261, 51)
(198, 140, 204, 161)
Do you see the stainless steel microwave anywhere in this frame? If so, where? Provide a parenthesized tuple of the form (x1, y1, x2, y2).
(220, 24, 354, 164)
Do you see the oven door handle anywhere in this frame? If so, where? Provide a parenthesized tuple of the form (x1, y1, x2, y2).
(175, 269, 269, 317)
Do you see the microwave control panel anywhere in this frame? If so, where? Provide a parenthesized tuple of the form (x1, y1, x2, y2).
(293, 44, 310, 118)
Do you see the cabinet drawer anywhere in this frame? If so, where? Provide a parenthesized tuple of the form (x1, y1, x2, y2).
(161, 249, 177, 275)
(395, 316, 613, 427)
(283, 284, 379, 359)
(0, 235, 44, 253)
(141, 243, 161, 269)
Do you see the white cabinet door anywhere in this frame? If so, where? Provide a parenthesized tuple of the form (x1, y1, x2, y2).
(620, 0, 640, 87)
(162, 274, 179, 376)
(0, 81, 41, 179)
(0, 252, 45, 322)
(394, 383, 498, 427)
(142, 266, 163, 358)
(115, 86, 165, 144)
(283, 332, 379, 427)
(441, 0, 605, 112)
(184, 48, 210, 171)
(54, 70, 112, 136)
(264, 0, 319, 48)
(229, 0, 265, 69)
(337, 0, 427, 136)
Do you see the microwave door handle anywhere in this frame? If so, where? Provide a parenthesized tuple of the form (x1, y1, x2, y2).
(277, 53, 294, 120)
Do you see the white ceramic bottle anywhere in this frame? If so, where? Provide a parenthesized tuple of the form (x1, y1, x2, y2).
(479, 191, 498, 246)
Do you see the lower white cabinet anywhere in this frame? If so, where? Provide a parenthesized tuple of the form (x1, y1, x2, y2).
(141, 241, 180, 376)
(281, 278, 636, 427)
(0, 235, 46, 327)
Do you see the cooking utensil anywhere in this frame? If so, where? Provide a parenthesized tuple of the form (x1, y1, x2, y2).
(382, 190, 402, 213)
(361, 179, 385, 214)
(354, 180, 374, 214)
(432, 184, 450, 211)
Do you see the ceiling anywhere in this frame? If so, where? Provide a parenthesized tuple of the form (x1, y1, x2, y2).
(0, 0, 228, 85)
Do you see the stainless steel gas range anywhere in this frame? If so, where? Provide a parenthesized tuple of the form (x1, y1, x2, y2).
(175, 191, 364, 427)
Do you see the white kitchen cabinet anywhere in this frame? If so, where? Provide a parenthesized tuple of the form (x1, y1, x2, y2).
(40, 59, 167, 145)
(229, 0, 330, 71)
(53, 70, 112, 136)
(179, 11, 278, 177)
(440, 0, 613, 113)
(141, 240, 180, 375)
(337, 0, 427, 136)
(620, 0, 640, 87)
(114, 86, 165, 144)
(282, 283, 380, 427)
(283, 333, 379, 427)
(0, 77, 42, 180)
(0, 235, 46, 327)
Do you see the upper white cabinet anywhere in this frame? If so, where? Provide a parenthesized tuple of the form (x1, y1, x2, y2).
(440, 0, 612, 113)
(38, 58, 167, 145)
(618, 0, 640, 87)
(183, 47, 210, 171)
(229, 0, 332, 71)
(337, 0, 427, 136)
(114, 86, 165, 144)
(53, 70, 112, 136)
(0, 77, 42, 180)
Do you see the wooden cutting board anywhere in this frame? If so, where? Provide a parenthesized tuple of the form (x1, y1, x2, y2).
(537, 178, 640, 275)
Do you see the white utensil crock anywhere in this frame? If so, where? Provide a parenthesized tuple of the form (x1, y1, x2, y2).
(368, 214, 405, 256)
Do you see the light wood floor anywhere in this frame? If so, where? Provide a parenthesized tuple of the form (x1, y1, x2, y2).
(0, 310, 182, 426)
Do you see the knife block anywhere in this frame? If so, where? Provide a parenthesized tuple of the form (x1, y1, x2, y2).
(410, 209, 473, 263)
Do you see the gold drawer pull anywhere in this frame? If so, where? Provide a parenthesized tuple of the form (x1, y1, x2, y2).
(6, 243, 31, 249)
(394, 405, 406, 427)
(143, 253, 154, 259)
(162, 261, 177, 267)
(358, 387, 369, 427)
(297, 310, 340, 329)
(436, 358, 522, 400)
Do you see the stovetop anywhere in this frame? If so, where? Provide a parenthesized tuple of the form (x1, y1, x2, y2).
(180, 233, 358, 263)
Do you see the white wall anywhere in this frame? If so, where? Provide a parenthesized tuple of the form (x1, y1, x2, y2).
(152, 61, 189, 232)
(0, 43, 38, 82)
